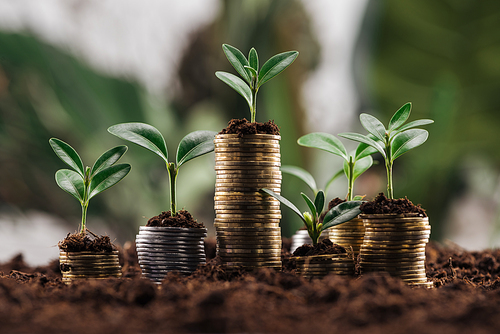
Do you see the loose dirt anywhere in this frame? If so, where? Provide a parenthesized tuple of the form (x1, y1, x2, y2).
(361, 192, 427, 217)
(58, 231, 114, 252)
(219, 118, 280, 137)
(146, 210, 205, 229)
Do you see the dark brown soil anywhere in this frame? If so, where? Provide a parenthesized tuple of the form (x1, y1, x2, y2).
(146, 210, 205, 229)
(292, 238, 347, 256)
(3, 240, 500, 333)
(219, 118, 280, 137)
(360, 192, 427, 217)
(58, 231, 114, 252)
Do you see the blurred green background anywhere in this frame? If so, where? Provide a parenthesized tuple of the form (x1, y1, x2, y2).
(1, 0, 500, 263)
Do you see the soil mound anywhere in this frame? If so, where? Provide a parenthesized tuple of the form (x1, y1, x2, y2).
(360, 193, 427, 216)
(293, 239, 346, 257)
(146, 210, 205, 229)
(219, 118, 280, 137)
(58, 232, 114, 252)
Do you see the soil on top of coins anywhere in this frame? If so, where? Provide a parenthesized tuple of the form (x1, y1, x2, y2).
(292, 238, 346, 256)
(219, 118, 280, 137)
(360, 192, 427, 217)
(146, 210, 205, 229)
(3, 239, 500, 333)
(58, 231, 114, 252)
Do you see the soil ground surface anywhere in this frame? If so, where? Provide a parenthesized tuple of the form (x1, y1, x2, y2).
(219, 118, 280, 136)
(361, 193, 427, 216)
(58, 231, 114, 252)
(1, 239, 500, 333)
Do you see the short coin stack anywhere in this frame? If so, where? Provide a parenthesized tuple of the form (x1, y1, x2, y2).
(328, 217, 365, 258)
(359, 214, 433, 288)
(291, 229, 327, 254)
(214, 133, 282, 270)
(135, 226, 207, 283)
(59, 251, 121, 283)
(293, 253, 355, 279)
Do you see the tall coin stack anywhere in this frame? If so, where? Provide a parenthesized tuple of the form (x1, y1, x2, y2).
(328, 217, 365, 258)
(214, 133, 282, 270)
(59, 251, 122, 283)
(359, 214, 433, 288)
(135, 226, 207, 283)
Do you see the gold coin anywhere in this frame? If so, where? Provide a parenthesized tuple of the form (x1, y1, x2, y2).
(216, 178, 281, 184)
(217, 244, 281, 249)
(215, 156, 281, 163)
(364, 230, 430, 236)
(218, 248, 281, 254)
(215, 213, 282, 219)
(214, 204, 280, 211)
(215, 133, 281, 139)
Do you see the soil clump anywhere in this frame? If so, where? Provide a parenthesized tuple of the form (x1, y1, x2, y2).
(293, 239, 346, 257)
(58, 231, 114, 252)
(146, 210, 205, 229)
(219, 118, 280, 137)
(360, 192, 427, 216)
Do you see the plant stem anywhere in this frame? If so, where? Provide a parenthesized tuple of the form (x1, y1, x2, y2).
(167, 163, 178, 216)
(80, 202, 88, 234)
(386, 159, 393, 199)
(81, 167, 90, 234)
(250, 87, 258, 123)
(347, 158, 354, 201)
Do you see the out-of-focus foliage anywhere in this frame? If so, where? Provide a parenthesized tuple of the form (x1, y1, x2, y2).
(355, 0, 500, 238)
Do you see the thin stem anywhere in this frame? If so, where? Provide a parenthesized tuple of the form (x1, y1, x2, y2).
(386, 159, 393, 199)
(347, 158, 354, 201)
(250, 87, 258, 123)
(167, 163, 178, 216)
(80, 202, 88, 234)
(81, 166, 90, 234)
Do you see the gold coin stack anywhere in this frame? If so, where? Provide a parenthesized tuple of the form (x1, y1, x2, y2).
(214, 133, 282, 270)
(328, 217, 365, 258)
(292, 253, 355, 279)
(59, 251, 122, 283)
(359, 214, 433, 288)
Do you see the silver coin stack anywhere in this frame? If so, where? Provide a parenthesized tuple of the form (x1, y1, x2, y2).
(214, 133, 282, 270)
(359, 214, 433, 288)
(290, 229, 328, 254)
(328, 217, 365, 258)
(59, 251, 122, 283)
(135, 226, 207, 283)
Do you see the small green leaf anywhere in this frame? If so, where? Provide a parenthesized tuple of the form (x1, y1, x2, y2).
(301, 192, 316, 219)
(391, 119, 434, 135)
(391, 129, 429, 162)
(280, 165, 317, 194)
(222, 44, 251, 84)
(108, 123, 168, 163)
(314, 190, 325, 216)
(352, 155, 373, 182)
(325, 169, 343, 196)
(248, 47, 259, 71)
(49, 138, 85, 176)
(339, 132, 386, 158)
(91, 145, 127, 177)
(388, 102, 411, 131)
(355, 141, 378, 160)
(360, 114, 387, 142)
(322, 201, 363, 230)
(257, 51, 298, 88)
(215, 71, 252, 109)
(55, 169, 85, 203)
(176, 130, 217, 167)
(353, 195, 365, 201)
(297, 133, 348, 161)
(260, 188, 305, 223)
(88, 164, 131, 200)
(244, 66, 258, 80)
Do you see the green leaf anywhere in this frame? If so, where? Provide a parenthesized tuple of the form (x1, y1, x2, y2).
(107, 122, 168, 163)
(325, 169, 343, 196)
(176, 130, 217, 167)
(257, 51, 298, 88)
(301, 192, 316, 219)
(222, 44, 251, 84)
(55, 169, 85, 203)
(248, 47, 259, 71)
(360, 114, 387, 142)
(297, 132, 348, 161)
(49, 138, 85, 176)
(352, 155, 373, 182)
(88, 164, 131, 200)
(244, 66, 258, 80)
(339, 132, 386, 158)
(314, 190, 325, 216)
(91, 145, 127, 177)
(391, 129, 429, 162)
(280, 165, 317, 194)
(260, 188, 305, 223)
(388, 102, 412, 131)
(355, 141, 378, 160)
(322, 201, 363, 230)
(392, 119, 434, 135)
(215, 71, 252, 109)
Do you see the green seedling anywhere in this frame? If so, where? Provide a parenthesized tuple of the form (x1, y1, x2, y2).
(108, 123, 217, 216)
(49, 138, 131, 234)
(260, 188, 362, 246)
(215, 44, 299, 123)
(339, 102, 433, 199)
(296, 134, 375, 201)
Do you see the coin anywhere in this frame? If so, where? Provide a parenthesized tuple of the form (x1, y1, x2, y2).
(214, 208, 281, 214)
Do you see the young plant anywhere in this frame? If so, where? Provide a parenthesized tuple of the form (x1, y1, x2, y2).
(49, 138, 131, 234)
(215, 44, 299, 123)
(108, 123, 217, 216)
(339, 102, 433, 199)
(296, 133, 375, 201)
(260, 188, 362, 246)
